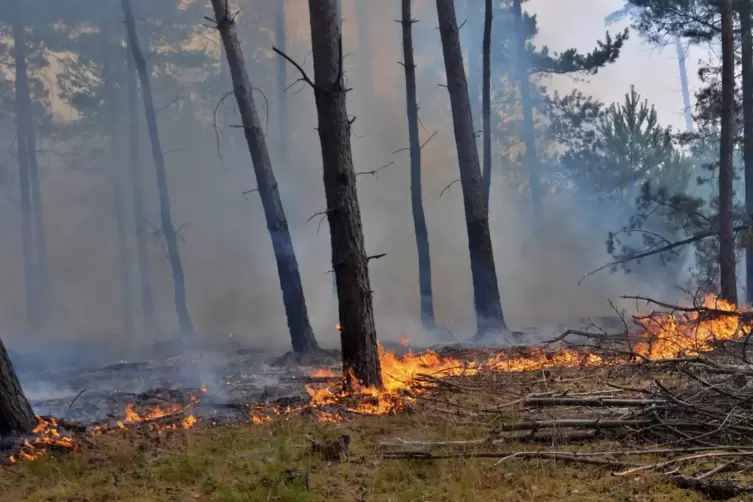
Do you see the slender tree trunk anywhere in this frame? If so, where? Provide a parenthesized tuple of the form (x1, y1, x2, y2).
(13, 21, 39, 331)
(275, 0, 289, 173)
(719, 0, 738, 306)
(467, 0, 482, 128)
(102, 34, 135, 334)
(482, 0, 492, 205)
(212, 0, 319, 353)
(741, 3, 753, 304)
(674, 36, 693, 133)
(15, 12, 48, 324)
(355, 0, 373, 96)
(122, 0, 195, 336)
(126, 47, 155, 330)
(435, 0, 507, 336)
(512, 0, 541, 229)
(336, 0, 342, 30)
(0, 337, 35, 436)
(306, 0, 382, 387)
(401, 0, 435, 328)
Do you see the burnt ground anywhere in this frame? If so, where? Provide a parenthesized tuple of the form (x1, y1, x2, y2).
(6, 317, 621, 427)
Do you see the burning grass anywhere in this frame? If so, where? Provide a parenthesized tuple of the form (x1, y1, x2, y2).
(4, 293, 753, 499)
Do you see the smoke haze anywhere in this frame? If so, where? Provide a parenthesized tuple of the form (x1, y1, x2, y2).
(0, 0, 705, 359)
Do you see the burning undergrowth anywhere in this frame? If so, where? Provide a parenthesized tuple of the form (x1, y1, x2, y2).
(3, 293, 751, 474)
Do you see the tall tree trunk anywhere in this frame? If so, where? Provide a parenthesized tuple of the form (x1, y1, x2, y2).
(212, 0, 319, 353)
(512, 0, 542, 229)
(674, 36, 693, 133)
(719, 0, 738, 306)
(741, 3, 753, 305)
(25, 119, 47, 325)
(126, 47, 155, 330)
(13, 21, 39, 331)
(482, 0, 492, 205)
(122, 0, 195, 336)
(275, 0, 289, 172)
(307, 0, 382, 387)
(401, 0, 435, 328)
(0, 337, 35, 436)
(435, 0, 507, 336)
(102, 33, 135, 334)
(336, 0, 342, 30)
(354, 0, 373, 96)
(467, 0, 482, 129)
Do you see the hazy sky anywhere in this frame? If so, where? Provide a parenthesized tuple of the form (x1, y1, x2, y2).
(530, 0, 703, 132)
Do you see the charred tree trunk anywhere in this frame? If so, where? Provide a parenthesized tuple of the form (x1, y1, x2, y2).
(122, 0, 195, 336)
(740, 3, 753, 304)
(102, 34, 135, 334)
(719, 0, 738, 305)
(275, 0, 289, 172)
(212, 0, 319, 353)
(306, 0, 382, 387)
(482, 0, 492, 205)
(355, 0, 373, 97)
(512, 0, 542, 229)
(0, 337, 35, 436)
(401, 0, 435, 328)
(13, 21, 39, 330)
(435, 0, 507, 336)
(126, 47, 155, 330)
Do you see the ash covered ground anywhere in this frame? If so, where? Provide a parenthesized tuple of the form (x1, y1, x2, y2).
(6, 319, 617, 426)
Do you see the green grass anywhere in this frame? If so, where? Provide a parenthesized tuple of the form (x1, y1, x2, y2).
(0, 410, 709, 502)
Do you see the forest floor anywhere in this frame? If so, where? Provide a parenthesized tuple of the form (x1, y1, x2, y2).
(1, 361, 742, 502)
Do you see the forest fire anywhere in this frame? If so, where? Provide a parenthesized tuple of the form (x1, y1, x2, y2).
(299, 294, 747, 420)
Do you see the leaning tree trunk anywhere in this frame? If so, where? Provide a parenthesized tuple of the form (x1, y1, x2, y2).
(126, 49, 156, 330)
(354, 0, 373, 97)
(435, 0, 507, 336)
(401, 0, 435, 328)
(740, 3, 753, 304)
(122, 0, 195, 336)
(0, 337, 35, 436)
(512, 0, 542, 229)
(12, 20, 39, 331)
(306, 0, 382, 387)
(211, 0, 319, 354)
(482, 0, 492, 205)
(719, 0, 738, 306)
(102, 33, 135, 334)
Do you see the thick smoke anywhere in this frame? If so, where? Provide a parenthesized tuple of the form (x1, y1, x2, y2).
(2, 0, 701, 367)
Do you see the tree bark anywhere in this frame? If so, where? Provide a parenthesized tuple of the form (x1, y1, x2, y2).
(306, 0, 382, 387)
(212, 0, 319, 353)
(122, 0, 195, 336)
(740, 3, 753, 305)
(275, 0, 289, 173)
(719, 0, 738, 306)
(102, 32, 135, 334)
(12, 20, 39, 331)
(354, 0, 373, 96)
(435, 0, 507, 336)
(512, 0, 542, 229)
(401, 0, 435, 328)
(126, 46, 155, 331)
(0, 337, 35, 436)
(482, 0, 492, 205)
